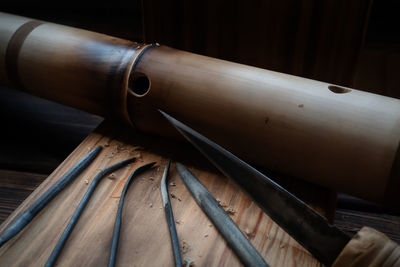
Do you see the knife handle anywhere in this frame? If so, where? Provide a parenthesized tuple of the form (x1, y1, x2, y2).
(332, 227, 400, 267)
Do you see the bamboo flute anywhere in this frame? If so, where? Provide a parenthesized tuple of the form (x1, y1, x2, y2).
(1, 12, 399, 208)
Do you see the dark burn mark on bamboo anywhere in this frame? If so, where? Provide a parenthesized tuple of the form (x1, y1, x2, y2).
(5, 20, 44, 90)
(104, 44, 136, 120)
(105, 43, 155, 123)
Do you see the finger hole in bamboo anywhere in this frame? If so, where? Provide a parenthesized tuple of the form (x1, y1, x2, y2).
(328, 85, 351, 94)
(128, 72, 151, 97)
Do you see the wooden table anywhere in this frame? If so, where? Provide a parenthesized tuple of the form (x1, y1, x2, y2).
(0, 118, 338, 266)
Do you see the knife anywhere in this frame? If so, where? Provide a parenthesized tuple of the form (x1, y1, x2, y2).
(159, 110, 400, 266)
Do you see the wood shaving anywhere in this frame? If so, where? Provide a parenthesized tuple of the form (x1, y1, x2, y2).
(181, 241, 190, 254)
(225, 207, 236, 215)
(216, 198, 227, 208)
(244, 228, 255, 239)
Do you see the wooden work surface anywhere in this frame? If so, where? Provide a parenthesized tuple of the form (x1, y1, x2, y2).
(0, 120, 335, 266)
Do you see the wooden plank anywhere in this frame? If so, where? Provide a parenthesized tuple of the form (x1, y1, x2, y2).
(0, 170, 47, 224)
(0, 120, 331, 266)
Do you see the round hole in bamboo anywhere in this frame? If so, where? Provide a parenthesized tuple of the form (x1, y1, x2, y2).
(128, 73, 151, 97)
(328, 85, 351, 94)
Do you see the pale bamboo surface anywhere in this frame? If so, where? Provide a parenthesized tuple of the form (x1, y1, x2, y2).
(332, 227, 400, 267)
(0, 121, 327, 266)
(130, 46, 400, 207)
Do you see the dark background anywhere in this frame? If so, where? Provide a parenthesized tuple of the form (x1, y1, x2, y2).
(0, 0, 399, 240)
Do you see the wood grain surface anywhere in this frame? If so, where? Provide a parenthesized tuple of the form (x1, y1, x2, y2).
(0, 121, 329, 266)
(0, 170, 46, 223)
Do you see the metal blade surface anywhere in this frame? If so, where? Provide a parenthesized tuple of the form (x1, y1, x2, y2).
(160, 110, 350, 266)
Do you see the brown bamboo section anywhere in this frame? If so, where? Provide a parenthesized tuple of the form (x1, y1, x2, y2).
(0, 12, 151, 124)
(1, 12, 400, 208)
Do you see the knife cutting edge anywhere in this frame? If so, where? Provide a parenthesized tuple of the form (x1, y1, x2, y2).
(159, 110, 400, 266)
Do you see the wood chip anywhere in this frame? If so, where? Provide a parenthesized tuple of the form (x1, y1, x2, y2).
(169, 182, 176, 187)
(216, 198, 227, 208)
(225, 207, 236, 215)
(182, 240, 190, 254)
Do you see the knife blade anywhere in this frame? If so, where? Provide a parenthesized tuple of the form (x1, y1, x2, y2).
(159, 110, 351, 266)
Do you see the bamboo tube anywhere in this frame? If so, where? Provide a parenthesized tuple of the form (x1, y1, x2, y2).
(1, 12, 399, 208)
(129, 46, 400, 208)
